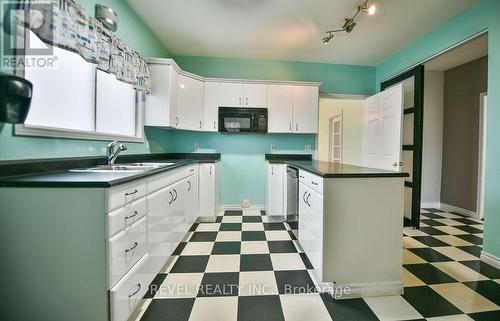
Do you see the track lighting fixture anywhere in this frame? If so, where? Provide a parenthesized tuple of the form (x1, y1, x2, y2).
(322, 0, 376, 44)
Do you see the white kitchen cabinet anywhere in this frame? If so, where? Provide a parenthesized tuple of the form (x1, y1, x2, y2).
(145, 61, 179, 128)
(199, 163, 220, 220)
(219, 82, 244, 107)
(177, 74, 205, 131)
(186, 166, 199, 226)
(266, 163, 285, 216)
(219, 82, 268, 108)
(293, 86, 319, 133)
(243, 83, 268, 107)
(268, 84, 294, 133)
(170, 179, 187, 246)
(203, 81, 220, 132)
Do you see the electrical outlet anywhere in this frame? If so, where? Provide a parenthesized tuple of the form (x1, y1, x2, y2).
(241, 199, 250, 208)
(194, 143, 199, 152)
(305, 144, 312, 151)
(270, 144, 276, 152)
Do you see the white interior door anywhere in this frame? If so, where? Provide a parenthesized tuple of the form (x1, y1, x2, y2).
(362, 84, 404, 170)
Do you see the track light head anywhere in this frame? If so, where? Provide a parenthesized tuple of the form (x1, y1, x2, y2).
(323, 33, 334, 44)
(342, 19, 356, 33)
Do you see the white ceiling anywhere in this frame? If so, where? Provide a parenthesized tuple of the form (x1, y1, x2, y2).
(425, 34, 488, 71)
(127, 0, 478, 66)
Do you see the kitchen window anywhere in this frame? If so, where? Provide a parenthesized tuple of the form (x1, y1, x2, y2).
(14, 31, 144, 142)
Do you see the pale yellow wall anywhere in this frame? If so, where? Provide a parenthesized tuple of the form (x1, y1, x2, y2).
(317, 97, 364, 165)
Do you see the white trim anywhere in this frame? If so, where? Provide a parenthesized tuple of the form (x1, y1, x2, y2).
(477, 93, 487, 220)
(480, 251, 500, 269)
(147, 58, 323, 87)
(439, 203, 479, 219)
(219, 204, 265, 211)
(320, 93, 368, 100)
(381, 29, 488, 83)
(329, 281, 404, 299)
(421, 202, 442, 209)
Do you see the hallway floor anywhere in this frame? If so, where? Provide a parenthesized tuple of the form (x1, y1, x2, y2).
(132, 208, 500, 321)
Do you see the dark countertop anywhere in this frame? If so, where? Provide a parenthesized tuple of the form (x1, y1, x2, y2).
(286, 160, 409, 178)
(265, 153, 313, 163)
(0, 153, 220, 188)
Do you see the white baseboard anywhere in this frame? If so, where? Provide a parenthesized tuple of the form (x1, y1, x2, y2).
(328, 281, 404, 299)
(421, 202, 441, 209)
(219, 204, 264, 211)
(439, 203, 479, 219)
(480, 251, 500, 269)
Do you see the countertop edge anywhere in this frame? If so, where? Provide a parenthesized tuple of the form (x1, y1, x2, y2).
(287, 161, 410, 178)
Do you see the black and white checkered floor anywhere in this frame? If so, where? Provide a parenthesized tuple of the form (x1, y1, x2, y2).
(131, 208, 500, 321)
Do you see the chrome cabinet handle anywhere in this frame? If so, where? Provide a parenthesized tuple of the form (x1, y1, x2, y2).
(289, 122, 292, 131)
(188, 181, 192, 191)
(210, 165, 212, 175)
(168, 191, 173, 204)
(239, 97, 242, 106)
(246, 97, 248, 105)
(125, 242, 138, 253)
(311, 181, 318, 186)
(125, 190, 138, 196)
(173, 189, 178, 202)
(271, 166, 274, 175)
(214, 121, 216, 129)
(128, 283, 141, 297)
(306, 193, 311, 206)
(176, 116, 179, 126)
(299, 175, 304, 178)
(199, 121, 202, 128)
(190, 168, 195, 172)
(296, 123, 298, 131)
(302, 191, 308, 204)
(124, 211, 138, 221)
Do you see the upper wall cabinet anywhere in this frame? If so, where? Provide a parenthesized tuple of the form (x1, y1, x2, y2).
(219, 82, 268, 108)
(267, 85, 319, 134)
(145, 61, 179, 128)
(203, 81, 219, 132)
(177, 74, 204, 131)
(293, 86, 319, 133)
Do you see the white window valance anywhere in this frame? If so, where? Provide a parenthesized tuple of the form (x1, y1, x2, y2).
(14, 0, 151, 93)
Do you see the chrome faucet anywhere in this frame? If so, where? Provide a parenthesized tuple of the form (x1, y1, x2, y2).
(107, 141, 127, 165)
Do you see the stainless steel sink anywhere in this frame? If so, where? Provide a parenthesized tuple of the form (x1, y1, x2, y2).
(70, 162, 176, 173)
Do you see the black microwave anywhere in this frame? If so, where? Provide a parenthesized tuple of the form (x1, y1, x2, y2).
(218, 107, 268, 134)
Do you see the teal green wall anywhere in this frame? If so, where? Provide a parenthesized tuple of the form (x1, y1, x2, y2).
(153, 130, 314, 205)
(175, 56, 375, 95)
(0, 0, 171, 160)
(376, 0, 500, 259)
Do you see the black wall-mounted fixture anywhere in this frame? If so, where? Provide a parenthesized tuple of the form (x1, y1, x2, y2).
(95, 4, 118, 32)
(322, 0, 376, 44)
(0, 73, 33, 124)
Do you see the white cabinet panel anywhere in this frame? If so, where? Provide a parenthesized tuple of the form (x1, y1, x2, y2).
(186, 167, 199, 226)
(203, 81, 220, 132)
(243, 83, 268, 108)
(107, 198, 147, 238)
(266, 164, 284, 216)
(177, 75, 204, 130)
(145, 63, 179, 128)
(170, 180, 187, 247)
(96, 70, 137, 136)
(293, 86, 319, 133)
(219, 83, 244, 107)
(268, 85, 294, 133)
(199, 163, 218, 218)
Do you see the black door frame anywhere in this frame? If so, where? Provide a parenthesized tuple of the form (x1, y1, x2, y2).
(381, 65, 425, 229)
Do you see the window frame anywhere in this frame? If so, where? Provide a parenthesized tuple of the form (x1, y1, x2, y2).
(13, 28, 145, 143)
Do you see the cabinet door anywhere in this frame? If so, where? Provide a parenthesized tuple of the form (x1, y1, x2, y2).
(147, 186, 174, 273)
(219, 82, 244, 107)
(203, 81, 219, 132)
(171, 180, 187, 247)
(266, 164, 284, 216)
(177, 75, 205, 130)
(145, 64, 178, 127)
(243, 83, 268, 108)
(199, 163, 216, 218)
(293, 86, 319, 133)
(305, 189, 323, 280)
(268, 85, 294, 133)
(185, 170, 199, 226)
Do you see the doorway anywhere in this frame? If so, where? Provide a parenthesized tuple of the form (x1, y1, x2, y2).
(420, 34, 488, 220)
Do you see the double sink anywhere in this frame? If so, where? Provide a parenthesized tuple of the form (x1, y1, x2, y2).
(71, 162, 176, 173)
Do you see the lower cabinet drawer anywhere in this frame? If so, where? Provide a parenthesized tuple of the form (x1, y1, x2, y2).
(107, 198, 147, 238)
(107, 181, 147, 212)
(110, 254, 154, 321)
(108, 217, 147, 289)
